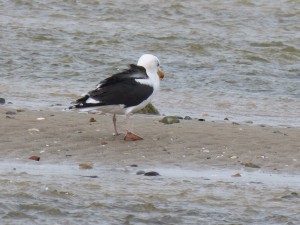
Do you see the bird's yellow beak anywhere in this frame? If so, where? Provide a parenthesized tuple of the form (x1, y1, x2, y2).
(157, 69, 165, 80)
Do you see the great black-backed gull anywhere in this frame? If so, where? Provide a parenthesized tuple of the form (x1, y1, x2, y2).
(70, 54, 164, 141)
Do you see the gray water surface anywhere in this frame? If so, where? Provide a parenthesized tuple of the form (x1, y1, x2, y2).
(1, 161, 300, 224)
(0, 0, 300, 126)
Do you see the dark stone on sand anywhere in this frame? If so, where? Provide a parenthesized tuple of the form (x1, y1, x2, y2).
(65, 154, 72, 157)
(137, 103, 160, 115)
(84, 175, 98, 178)
(144, 171, 160, 176)
(159, 116, 180, 124)
(184, 116, 192, 120)
(6, 111, 16, 115)
(177, 116, 183, 120)
(0, 98, 5, 104)
(198, 118, 205, 121)
(224, 117, 229, 120)
(29, 156, 40, 161)
(130, 164, 138, 167)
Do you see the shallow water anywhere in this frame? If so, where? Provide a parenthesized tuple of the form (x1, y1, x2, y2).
(0, 161, 300, 225)
(1, 0, 300, 126)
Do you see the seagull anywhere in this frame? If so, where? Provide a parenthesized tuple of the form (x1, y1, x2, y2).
(70, 54, 164, 141)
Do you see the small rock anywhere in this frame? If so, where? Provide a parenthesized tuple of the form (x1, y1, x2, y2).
(198, 118, 205, 122)
(231, 173, 242, 177)
(177, 116, 183, 120)
(101, 141, 108, 145)
(184, 116, 192, 120)
(29, 156, 40, 161)
(245, 120, 253, 124)
(6, 116, 14, 119)
(6, 111, 16, 115)
(79, 163, 93, 169)
(0, 98, 5, 104)
(16, 109, 25, 112)
(130, 164, 138, 167)
(232, 122, 240, 125)
(136, 170, 145, 175)
(36, 117, 45, 121)
(230, 155, 238, 159)
(159, 116, 180, 124)
(224, 117, 229, 120)
(89, 117, 97, 122)
(144, 171, 160, 176)
(83, 175, 98, 178)
(137, 103, 160, 115)
(242, 162, 260, 168)
(65, 154, 72, 157)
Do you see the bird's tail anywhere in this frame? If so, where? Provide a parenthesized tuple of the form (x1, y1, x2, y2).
(69, 95, 104, 109)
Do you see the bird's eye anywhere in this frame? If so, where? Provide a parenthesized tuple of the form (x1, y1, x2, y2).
(157, 63, 160, 67)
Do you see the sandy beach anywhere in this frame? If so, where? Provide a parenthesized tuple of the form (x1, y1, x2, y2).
(1, 107, 299, 174)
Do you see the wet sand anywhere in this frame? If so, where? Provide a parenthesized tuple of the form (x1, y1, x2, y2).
(1, 107, 299, 174)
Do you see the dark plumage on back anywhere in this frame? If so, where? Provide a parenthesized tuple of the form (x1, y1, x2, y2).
(99, 64, 148, 88)
(70, 64, 153, 109)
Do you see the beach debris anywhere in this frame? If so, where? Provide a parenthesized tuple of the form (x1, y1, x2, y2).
(83, 175, 98, 178)
(281, 192, 299, 199)
(202, 113, 209, 117)
(177, 116, 183, 119)
(130, 164, 138, 167)
(6, 111, 16, 115)
(79, 163, 93, 170)
(28, 128, 40, 132)
(256, 155, 267, 159)
(144, 171, 160, 176)
(245, 120, 253, 124)
(198, 118, 205, 121)
(16, 109, 25, 112)
(232, 122, 240, 125)
(100, 141, 108, 145)
(89, 117, 97, 122)
(230, 155, 238, 159)
(36, 117, 45, 121)
(242, 162, 260, 168)
(136, 170, 145, 175)
(184, 116, 192, 120)
(0, 98, 5, 104)
(6, 115, 14, 119)
(29, 156, 40, 161)
(159, 116, 180, 124)
(231, 173, 242, 177)
(65, 154, 72, 157)
(124, 131, 143, 141)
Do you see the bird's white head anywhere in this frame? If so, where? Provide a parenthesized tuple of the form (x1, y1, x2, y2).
(137, 54, 164, 80)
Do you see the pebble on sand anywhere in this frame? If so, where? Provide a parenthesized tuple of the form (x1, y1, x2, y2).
(89, 117, 97, 122)
(29, 156, 40, 161)
(0, 98, 5, 104)
(242, 162, 260, 168)
(144, 171, 160, 176)
(79, 163, 93, 169)
(159, 116, 180, 124)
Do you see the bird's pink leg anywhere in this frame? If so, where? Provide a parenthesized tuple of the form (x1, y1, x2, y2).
(124, 114, 143, 141)
(112, 114, 120, 136)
